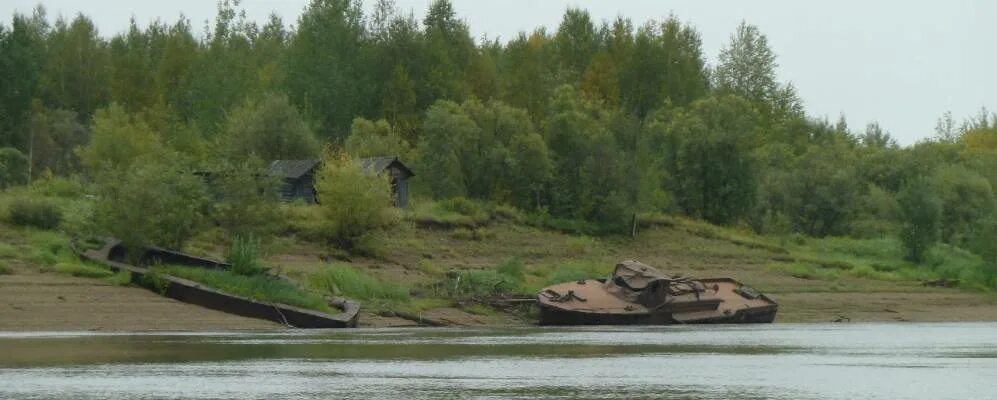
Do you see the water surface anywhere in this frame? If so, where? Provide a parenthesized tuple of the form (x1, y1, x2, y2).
(1, 323, 995, 399)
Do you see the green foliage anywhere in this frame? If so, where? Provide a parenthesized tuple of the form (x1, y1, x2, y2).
(6, 197, 62, 229)
(0, 147, 29, 188)
(54, 262, 113, 278)
(0, 261, 10, 275)
(345, 118, 413, 160)
(210, 158, 280, 239)
(227, 235, 266, 276)
(77, 104, 160, 173)
(897, 179, 943, 263)
(930, 164, 995, 245)
(153, 264, 331, 312)
(671, 95, 758, 225)
(92, 154, 208, 252)
(308, 264, 409, 301)
(105, 269, 132, 286)
(28, 106, 88, 177)
(313, 150, 399, 253)
(218, 93, 320, 162)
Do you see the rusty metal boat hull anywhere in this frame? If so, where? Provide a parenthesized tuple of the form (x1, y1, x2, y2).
(538, 300, 778, 326)
(536, 261, 778, 326)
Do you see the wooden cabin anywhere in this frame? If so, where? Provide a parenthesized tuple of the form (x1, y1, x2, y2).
(266, 157, 414, 207)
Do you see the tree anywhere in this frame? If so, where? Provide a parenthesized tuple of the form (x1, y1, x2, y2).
(897, 179, 942, 263)
(931, 164, 995, 245)
(554, 8, 598, 80)
(670, 95, 759, 225)
(0, 147, 29, 188)
(783, 142, 861, 236)
(313, 150, 398, 253)
(27, 105, 87, 177)
(421, 0, 474, 103)
(92, 153, 209, 253)
(77, 103, 160, 173)
(285, 0, 370, 138)
(713, 21, 778, 105)
(345, 118, 412, 160)
(0, 9, 47, 150)
(218, 93, 320, 162)
(40, 14, 109, 120)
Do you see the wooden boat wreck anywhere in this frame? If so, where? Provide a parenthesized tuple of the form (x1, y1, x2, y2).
(537, 260, 777, 325)
(73, 238, 360, 328)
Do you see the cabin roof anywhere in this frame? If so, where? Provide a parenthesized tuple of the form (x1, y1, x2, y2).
(358, 156, 414, 177)
(266, 159, 321, 179)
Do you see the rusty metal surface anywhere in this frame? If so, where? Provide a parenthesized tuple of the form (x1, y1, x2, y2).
(537, 260, 777, 325)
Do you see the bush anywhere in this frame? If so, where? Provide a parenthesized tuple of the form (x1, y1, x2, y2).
(309, 264, 409, 301)
(6, 197, 63, 230)
(0, 261, 11, 275)
(227, 235, 266, 276)
(92, 154, 209, 253)
(313, 150, 399, 253)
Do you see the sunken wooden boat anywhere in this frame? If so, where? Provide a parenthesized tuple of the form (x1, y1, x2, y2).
(72, 238, 360, 328)
(537, 260, 777, 325)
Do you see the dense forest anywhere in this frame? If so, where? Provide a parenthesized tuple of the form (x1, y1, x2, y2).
(0, 0, 994, 272)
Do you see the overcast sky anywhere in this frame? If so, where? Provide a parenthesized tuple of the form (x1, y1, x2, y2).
(3, 0, 994, 145)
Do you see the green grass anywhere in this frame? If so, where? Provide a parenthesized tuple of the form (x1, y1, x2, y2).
(54, 262, 114, 278)
(0, 261, 11, 275)
(308, 264, 410, 302)
(0, 242, 17, 258)
(770, 262, 842, 281)
(105, 270, 133, 286)
(153, 265, 332, 312)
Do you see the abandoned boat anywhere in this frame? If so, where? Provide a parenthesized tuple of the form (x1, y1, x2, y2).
(72, 237, 360, 328)
(537, 260, 777, 325)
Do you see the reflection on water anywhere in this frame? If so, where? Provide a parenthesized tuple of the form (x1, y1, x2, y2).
(1, 323, 995, 399)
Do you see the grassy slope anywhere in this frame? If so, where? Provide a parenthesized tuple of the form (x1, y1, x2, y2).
(242, 215, 997, 324)
(4, 201, 997, 326)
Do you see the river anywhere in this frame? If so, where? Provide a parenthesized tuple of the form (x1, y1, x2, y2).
(1, 323, 995, 399)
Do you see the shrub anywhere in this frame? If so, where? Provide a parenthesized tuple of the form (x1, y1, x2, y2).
(6, 197, 63, 230)
(309, 264, 409, 301)
(211, 159, 281, 239)
(92, 154, 209, 253)
(313, 150, 399, 253)
(0, 261, 11, 275)
(227, 235, 266, 276)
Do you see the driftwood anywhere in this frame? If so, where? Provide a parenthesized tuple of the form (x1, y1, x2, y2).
(922, 279, 960, 288)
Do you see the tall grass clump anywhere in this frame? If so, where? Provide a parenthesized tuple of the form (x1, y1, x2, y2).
(309, 264, 409, 301)
(227, 235, 266, 276)
(154, 265, 331, 312)
(6, 197, 62, 230)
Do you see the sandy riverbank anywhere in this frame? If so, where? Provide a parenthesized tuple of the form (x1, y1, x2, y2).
(3, 270, 996, 331)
